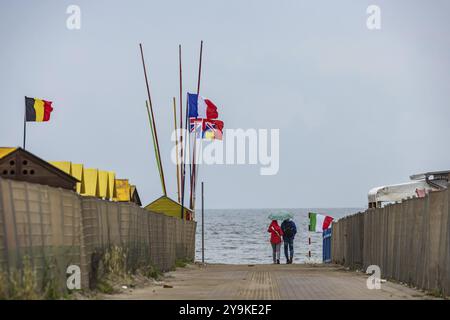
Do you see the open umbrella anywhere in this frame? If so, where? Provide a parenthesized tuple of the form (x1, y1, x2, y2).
(268, 211, 293, 221)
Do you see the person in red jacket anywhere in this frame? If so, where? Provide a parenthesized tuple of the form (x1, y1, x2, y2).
(267, 220, 283, 264)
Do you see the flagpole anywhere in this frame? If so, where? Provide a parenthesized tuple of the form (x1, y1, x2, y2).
(179, 45, 184, 217)
(179, 45, 183, 132)
(190, 40, 203, 212)
(196, 41, 203, 95)
(308, 233, 312, 263)
(180, 95, 189, 220)
(308, 213, 311, 263)
(139, 43, 167, 196)
(179, 45, 183, 188)
(201, 181, 205, 264)
(23, 97, 27, 150)
(173, 97, 181, 203)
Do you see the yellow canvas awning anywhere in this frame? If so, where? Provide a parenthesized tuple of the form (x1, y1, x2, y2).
(114, 179, 131, 202)
(50, 161, 84, 193)
(47, 160, 131, 202)
(49, 161, 72, 175)
(108, 171, 116, 199)
(82, 168, 99, 196)
(71, 164, 84, 193)
(98, 170, 109, 198)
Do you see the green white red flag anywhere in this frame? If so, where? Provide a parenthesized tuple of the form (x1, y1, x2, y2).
(308, 212, 334, 232)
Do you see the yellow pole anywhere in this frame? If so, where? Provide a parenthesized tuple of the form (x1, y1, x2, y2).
(146, 100, 166, 196)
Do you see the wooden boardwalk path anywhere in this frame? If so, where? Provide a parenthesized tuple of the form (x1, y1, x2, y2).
(105, 264, 433, 300)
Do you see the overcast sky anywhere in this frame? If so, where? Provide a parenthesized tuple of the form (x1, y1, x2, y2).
(1, 0, 449, 209)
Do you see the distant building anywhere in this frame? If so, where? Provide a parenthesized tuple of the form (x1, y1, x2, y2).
(145, 195, 193, 220)
(0, 147, 77, 191)
(368, 170, 450, 208)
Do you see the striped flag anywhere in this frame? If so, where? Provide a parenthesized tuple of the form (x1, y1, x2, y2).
(187, 93, 218, 119)
(308, 212, 334, 232)
(25, 97, 53, 122)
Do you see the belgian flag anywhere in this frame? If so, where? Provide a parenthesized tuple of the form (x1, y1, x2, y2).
(25, 96, 53, 122)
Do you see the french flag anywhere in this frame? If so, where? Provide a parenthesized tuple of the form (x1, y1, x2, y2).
(188, 93, 219, 119)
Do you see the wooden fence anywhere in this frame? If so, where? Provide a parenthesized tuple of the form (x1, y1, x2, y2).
(332, 188, 450, 296)
(0, 177, 196, 295)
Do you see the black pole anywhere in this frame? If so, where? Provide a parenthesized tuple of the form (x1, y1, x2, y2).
(23, 97, 27, 150)
(201, 181, 204, 264)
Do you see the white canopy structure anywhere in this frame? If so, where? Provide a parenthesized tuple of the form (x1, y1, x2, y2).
(368, 170, 449, 208)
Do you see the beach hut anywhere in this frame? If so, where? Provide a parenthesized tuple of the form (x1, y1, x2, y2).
(130, 185, 142, 206)
(111, 179, 140, 206)
(114, 179, 131, 202)
(50, 161, 141, 205)
(0, 147, 77, 190)
(49, 162, 85, 194)
(145, 195, 192, 220)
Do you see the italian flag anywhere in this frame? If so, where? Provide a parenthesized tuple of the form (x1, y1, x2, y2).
(308, 212, 334, 232)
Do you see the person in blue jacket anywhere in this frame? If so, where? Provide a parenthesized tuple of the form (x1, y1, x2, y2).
(281, 218, 297, 264)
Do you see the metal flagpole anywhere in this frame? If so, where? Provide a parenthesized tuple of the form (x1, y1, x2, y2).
(196, 41, 204, 115)
(201, 181, 205, 264)
(23, 98, 27, 150)
(308, 234, 312, 262)
(308, 213, 312, 262)
(190, 40, 203, 211)
(139, 43, 167, 196)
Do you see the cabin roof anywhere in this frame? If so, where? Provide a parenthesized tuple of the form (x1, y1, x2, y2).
(145, 195, 193, 212)
(0, 147, 18, 160)
(0, 147, 79, 184)
(130, 185, 142, 206)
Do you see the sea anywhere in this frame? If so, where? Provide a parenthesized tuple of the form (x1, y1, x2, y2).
(195, 208, 363, 264)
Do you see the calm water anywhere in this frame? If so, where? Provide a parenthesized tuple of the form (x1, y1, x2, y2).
(195, 208, 362, 264)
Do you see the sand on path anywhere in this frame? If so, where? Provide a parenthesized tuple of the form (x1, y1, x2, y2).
(102, 263, 432, 300)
